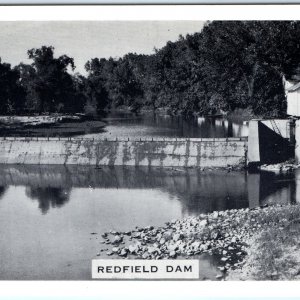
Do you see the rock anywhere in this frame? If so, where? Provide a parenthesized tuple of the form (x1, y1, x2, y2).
(132, 232, 141, 239)
(112, 247, 120, 253)
(96, 253, 100, 256)
(148, 246, 158, 254)
(199, 219, 208, 227)
(211, 231, 220, 240)
(112, 235, 123, 244)
(167, 244, 178, 252)
(144, 236, 151, 241)
(145, 226, 154, 231)
(216, 274, 223, 279)
(271, 271, 278, 277)
(156, 233, 162, 240)
(191, 241, 201, 250)
(159, 238, 166, 245)
(231, 237, 237, 243)
(173, 233, 183, 242)
(169, 251, 177, 258)
(101, 233, 108, 238)
(200, 244, 208, 251)
(142, 252, 150, 259)
(129, 244, 138, 254)
(119, 249, 128, 257)
(221, 257, 228, 262)
(106, 251, 113, 256)
(212, 211, 219, 219)
(222, 250, 227, 255)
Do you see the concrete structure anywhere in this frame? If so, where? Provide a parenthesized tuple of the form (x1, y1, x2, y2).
(287, 82, 300, 117)
(260, 119, 291, 139)
(248, 119, 293, 166)
(294, 120, 300, 163)
(0, 136, 247, 168)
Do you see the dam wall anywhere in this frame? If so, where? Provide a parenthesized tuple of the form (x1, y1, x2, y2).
(0, 136, 247, 167)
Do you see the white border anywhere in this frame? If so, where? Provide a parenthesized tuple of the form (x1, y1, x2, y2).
(0, 4, 300, 299)
(0, 5, 299, 21)
(1, 281, 300, 298)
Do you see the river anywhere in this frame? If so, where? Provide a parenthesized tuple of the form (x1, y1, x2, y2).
(80, 112, 249, 139)
(0, 113, 293, 280)
(0, 164, 297, 280)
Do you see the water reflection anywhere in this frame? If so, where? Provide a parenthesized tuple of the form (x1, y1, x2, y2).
(0, 165, 298, 280)
(248, 170, 297, 207)
(0, 186, 7, 199)
(25, 187, 71, 214)
(81, 112, 248, 139)
(0, 165, 297, 215)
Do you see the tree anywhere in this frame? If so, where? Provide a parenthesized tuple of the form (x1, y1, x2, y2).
(84, 58, 111, 114)
(0, 60, 26, 114)
(20, 46, 76, 113)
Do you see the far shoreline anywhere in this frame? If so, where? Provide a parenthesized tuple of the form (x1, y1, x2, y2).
(0, 114, 107, 137)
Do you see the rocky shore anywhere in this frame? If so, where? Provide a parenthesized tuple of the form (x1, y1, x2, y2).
(259, 162, 299, 173)
(98, 204, 300, 280)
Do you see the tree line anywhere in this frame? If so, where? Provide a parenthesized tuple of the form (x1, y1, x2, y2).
(2, 21, 300, 117)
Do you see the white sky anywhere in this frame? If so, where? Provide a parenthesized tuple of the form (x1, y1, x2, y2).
(0, 21, 204, 74)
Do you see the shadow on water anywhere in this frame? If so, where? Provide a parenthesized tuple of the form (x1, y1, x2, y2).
(0, 165, 297, 214)
(25, 187, 71, 214)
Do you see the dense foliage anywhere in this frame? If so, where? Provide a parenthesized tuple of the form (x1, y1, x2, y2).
(2, 21, 300, 117)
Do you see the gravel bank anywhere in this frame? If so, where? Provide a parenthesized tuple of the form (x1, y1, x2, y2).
(98, 204, 300, 280)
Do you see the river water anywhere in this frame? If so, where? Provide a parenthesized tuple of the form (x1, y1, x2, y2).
(0, 113, 294, 280)
(0, 164, 298, 280)
(81, 112, 249, 139)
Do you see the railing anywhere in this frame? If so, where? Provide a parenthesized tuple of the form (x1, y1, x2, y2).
(270, 119, 282, 136)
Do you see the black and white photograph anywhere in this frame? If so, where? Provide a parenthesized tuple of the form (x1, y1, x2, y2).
(1, 5, 300, 281)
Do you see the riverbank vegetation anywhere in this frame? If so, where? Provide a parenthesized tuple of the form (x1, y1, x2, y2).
(1, 21, 300, 117)
(228, 204, 300, 280)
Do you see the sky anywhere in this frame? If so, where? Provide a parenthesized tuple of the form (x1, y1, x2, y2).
(0, 21, 204, 74)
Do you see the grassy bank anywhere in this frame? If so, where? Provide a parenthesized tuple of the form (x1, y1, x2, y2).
(99, 204, 300, 280)
(228, 205, 300, 280)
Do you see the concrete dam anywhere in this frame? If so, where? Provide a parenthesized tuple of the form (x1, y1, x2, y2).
(0, 136, 247, 167)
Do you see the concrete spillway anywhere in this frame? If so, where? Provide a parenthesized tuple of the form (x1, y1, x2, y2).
(0, 136, 247, 167)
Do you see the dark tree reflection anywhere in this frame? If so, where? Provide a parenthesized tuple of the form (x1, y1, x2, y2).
(26, 187, 71, 214)
(0, 186, 8, 199)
